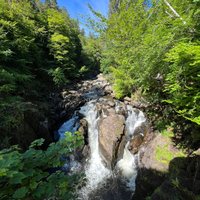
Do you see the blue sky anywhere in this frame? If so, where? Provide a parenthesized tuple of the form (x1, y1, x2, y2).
(57, 0, 109, 34)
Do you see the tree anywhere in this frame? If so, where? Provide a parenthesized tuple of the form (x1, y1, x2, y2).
(0, 0, 97, 148)
(100, 0, 200, 131)
(45, 0, 58, 9)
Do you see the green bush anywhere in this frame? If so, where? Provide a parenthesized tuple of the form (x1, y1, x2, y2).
(0, 132, 84, 200)
(164, 42, 200, 125)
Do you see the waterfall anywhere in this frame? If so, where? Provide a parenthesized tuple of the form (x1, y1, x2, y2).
(126, 105, 146, 137)
(57, 98, 147, 199)
(117, 142, 138, 191)
(78, 101, 112, 199)
(116, 105, 146, 191)
(56, 112, 81, 173)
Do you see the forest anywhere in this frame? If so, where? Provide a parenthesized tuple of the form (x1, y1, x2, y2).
(101, 0, 200, 149)
(0, 0, 200, 199)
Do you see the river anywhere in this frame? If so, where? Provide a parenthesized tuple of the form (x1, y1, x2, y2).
(55, 75, 147, 200)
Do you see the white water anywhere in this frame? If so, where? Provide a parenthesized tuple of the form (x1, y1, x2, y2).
(126, 105, 146, 137)
(57, 98, 147, 199)
(116, 105, 146, 191)
(78, 101, 112, 199)
(117, 142, 138, 191)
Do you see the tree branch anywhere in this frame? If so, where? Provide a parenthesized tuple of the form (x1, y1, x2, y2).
(163, 0, 186, 24)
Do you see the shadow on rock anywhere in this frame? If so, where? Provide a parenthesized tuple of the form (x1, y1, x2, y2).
(133, 155, 200, 200)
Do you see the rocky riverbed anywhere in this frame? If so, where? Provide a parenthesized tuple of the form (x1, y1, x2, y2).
(50, 74, 153, 199)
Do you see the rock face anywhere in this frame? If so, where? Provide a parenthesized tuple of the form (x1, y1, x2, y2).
(99, 114, 125, 168)
(50, 74, 113, 132)
(14, 103, 53, 149)
(132, 133, 166, 200)
(132, 133, 196, 200)
(98, 109, 125, 168)
(128, 122, 149, 154)
(139, 134, 170, 172)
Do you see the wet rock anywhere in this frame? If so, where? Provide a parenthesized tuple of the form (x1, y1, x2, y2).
(82, 144, 90, 155)
(131, 101, 141, 108)
(128, 135, 144, 154)
(117, 135, 127, 161)
(124, 97, 132, 102)
(68, 90, 77, 94)
(107, 100, 115, 107)
(103, 96, 115, 107)
(132, 122, 148, 138)
(115, 101, 126, 116)
(102, 107, 116, 117)
(61, 91, 68, 98)
(98, 112, 125, 168)
(104, 85, 113, 95)
(78, 119, 88, 145)
(127, 115, 149, 156)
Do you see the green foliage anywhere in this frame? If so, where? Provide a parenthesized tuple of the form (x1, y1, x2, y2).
(47, 8, 80, 77)
(161, 129, 174, 138)
(0, 0, 98, 147)
(79, 65, 89, 75)
(80, 34, 102, 76)
(0, 133, 84, 200)
(49, 32, 69, 64)
(164, 42, 200, 125)
(48, 67, 67, 87)
(99, 0, 200, 142)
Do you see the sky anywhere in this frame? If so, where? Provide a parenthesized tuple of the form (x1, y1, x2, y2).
(57, 0, 109, 34)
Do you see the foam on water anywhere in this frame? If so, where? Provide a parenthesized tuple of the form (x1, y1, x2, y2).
(117, 105, 146, 191)
(126, 105, 146, 137)
(78, 101, 112, 199)
(57, 98, 147, 199)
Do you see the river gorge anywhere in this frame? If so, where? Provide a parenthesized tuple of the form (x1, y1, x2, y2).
(54, 74, 149, 199)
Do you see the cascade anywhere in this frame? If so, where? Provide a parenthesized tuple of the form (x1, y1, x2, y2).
(116, 105, 146, 191)
(78, 101, 112, 199)
(57, 98, 146, 199)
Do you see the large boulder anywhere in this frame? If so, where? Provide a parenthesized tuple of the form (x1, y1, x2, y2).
(128, 134, 144, 154)
(133, 133, 189, 200)
(128, 122, 149, 154)
(98, 110, 125, 168)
